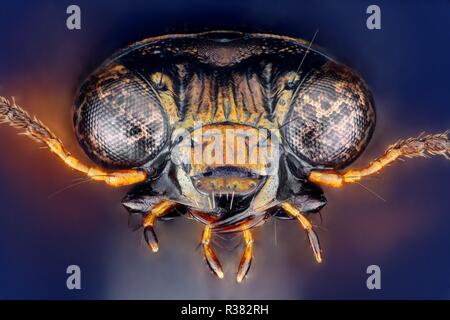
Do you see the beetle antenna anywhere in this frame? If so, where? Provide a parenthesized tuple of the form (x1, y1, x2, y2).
(0, 96, 147, 187)
(309, 132, 450, 188)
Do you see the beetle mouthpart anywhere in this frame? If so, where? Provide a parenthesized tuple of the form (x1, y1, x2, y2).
(192, 176, 263, 196)
(143, 226, 159, 253)
(203, 245, 224, 279)
(202, 226, 224, 279)
(307, 228, 322, 263)
(191, 166, 265, 197)
(236, 229, 254, 283)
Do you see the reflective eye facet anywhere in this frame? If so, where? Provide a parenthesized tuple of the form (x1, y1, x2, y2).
(284, 62, 376, 169)
(74, 64, 168, 169)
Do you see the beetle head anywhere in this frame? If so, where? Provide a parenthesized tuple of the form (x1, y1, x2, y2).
(73, 31, 375, 227)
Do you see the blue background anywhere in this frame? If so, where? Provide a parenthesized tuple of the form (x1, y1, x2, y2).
(0, 0, 449, 299)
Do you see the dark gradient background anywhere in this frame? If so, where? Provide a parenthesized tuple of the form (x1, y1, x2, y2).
(0, 0, 449, 299)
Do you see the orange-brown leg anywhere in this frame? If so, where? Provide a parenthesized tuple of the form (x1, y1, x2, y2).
(201, 225, 224, 279)
(142, 200, 177, 253)
(309, 132, 449, 188)
(281, 202, 323, 263)
(236, 229, 254, 283)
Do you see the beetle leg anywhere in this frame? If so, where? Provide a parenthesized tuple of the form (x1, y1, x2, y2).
(281, 202, 323, 263)
(142, 200, 177, 253)
(236, 229, 254, 283)
(0, 96, 147, 187)
(201, 225, 224, 279)
(309, 132, 449, 188)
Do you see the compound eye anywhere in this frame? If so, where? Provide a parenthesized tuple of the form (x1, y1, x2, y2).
(284, 62, 376, 169)
(74, 64, 169, 169)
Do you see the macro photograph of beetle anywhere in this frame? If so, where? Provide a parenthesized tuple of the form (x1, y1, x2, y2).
(0, 0, 449, 302)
